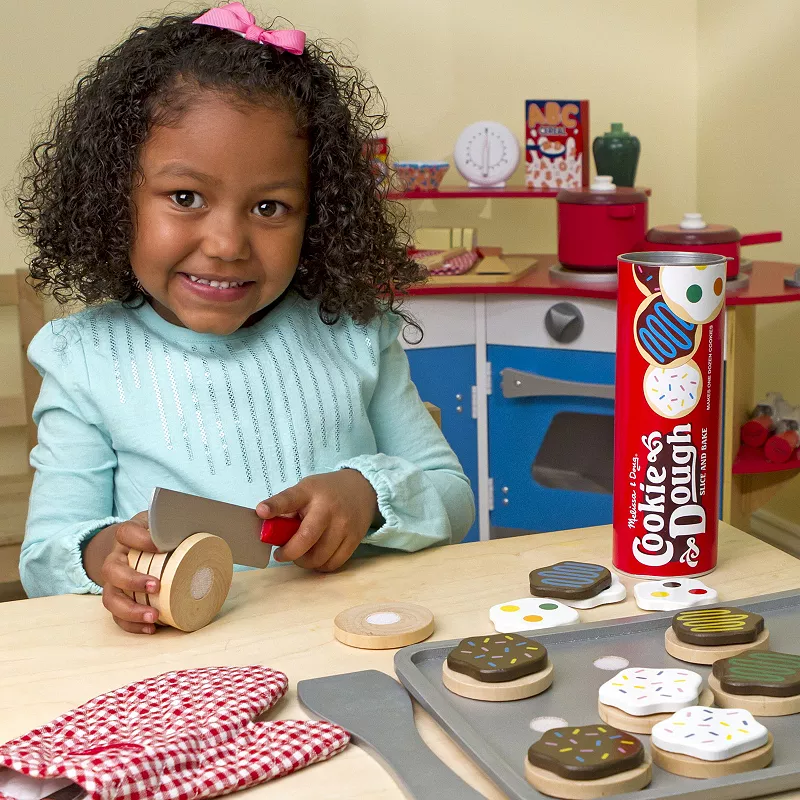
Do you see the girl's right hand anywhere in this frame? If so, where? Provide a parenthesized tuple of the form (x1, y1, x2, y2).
(98, 511, 162, 634)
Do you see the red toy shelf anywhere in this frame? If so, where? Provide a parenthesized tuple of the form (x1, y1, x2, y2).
(389, 185, 651, 200)
(732, 444, 800, 475)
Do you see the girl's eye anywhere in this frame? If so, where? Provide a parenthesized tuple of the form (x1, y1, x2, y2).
(170, 190, 204, 209)
(253, 200, 288, 219)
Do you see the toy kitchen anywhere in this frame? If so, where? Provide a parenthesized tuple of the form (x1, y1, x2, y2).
(390, 101, 800, 544)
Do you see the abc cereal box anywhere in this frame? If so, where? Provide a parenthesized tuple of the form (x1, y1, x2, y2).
(525, 100, 589, 189)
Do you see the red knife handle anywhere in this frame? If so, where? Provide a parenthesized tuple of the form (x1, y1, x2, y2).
(260, 516, 301, 546)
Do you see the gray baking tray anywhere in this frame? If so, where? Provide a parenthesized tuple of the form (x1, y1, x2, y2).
(395, 590, 800, 800)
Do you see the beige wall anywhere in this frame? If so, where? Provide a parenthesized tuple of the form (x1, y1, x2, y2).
(697, 0, 800, 523)
(3, 1, 798, 530)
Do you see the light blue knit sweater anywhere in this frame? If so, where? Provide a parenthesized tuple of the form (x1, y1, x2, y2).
(22, 291, 474, 597)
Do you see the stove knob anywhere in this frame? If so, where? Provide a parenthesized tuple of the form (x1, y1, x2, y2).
(544, 302, 584, 343)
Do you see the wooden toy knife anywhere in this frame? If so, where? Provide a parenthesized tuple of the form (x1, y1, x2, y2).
(148, 487, 301, 568)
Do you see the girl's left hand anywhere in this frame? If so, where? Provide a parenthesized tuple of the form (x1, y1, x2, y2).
(256, 469, 378, 572)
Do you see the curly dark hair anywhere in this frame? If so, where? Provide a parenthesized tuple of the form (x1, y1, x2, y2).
(16, 7, 425, 326)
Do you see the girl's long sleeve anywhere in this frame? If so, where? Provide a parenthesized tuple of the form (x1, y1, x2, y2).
(337, 314, 475, 550)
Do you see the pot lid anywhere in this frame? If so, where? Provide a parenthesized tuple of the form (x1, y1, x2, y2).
(556, 180, 648, 205)
(647, 213, 740, 244)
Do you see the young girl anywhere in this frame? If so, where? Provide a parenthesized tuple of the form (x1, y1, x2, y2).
(16, 2, 474, 633)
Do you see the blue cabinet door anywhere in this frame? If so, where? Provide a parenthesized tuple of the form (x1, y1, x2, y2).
(406, 345, 479, 542)
(488, 344, 615, 534)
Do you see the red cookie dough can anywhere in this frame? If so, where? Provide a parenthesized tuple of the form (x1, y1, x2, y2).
(613, 251, 727, 578)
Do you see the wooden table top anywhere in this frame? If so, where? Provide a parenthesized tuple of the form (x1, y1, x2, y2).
(1, 523, 798, 799)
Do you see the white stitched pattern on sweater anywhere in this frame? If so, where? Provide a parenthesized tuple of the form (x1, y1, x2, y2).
(259, 335, 302, 479)
(226, 342, 270, 494)
(89, 315, 100, 350)
(342, 322, 358, 360)
(193, 346, 231, 467)
(108, 314, 125, 404)
(210, 345, 252, 484)
(301, 317, 341, 450)
(143, 328, 172, 450)
(276, 329, 316, 461)
(183, 352, 215, 475)
(162, 343, 193, 462)
(286, 316, 328, 449)
(244, 342, 287, 484)
(362, 325, 376, 367)
(124, 317, 141, 389)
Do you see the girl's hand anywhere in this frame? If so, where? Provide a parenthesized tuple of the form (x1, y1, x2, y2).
(87, 511, 162, 634)
(257, 470, 378, 572)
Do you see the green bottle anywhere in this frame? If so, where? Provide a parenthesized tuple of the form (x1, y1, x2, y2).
(592, 123, 640, 187)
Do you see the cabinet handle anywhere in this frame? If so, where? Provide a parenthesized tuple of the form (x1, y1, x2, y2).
(501, 367, 615, 400)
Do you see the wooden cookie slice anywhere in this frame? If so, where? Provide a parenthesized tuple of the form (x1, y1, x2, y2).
(443, 658, 554, 702)
(665, 626, 770, 664)
(133, 552, 154, 606)
(529, 561, 612, 601)
(123, 549, 143, 600)
(525, 725, 651, 799)
(651, 734, 773, 779)
(672, 606, 764, 646)
(334, 602, 434, 649)
(446, 633, 547, 682)
(598, 688, 714, 734)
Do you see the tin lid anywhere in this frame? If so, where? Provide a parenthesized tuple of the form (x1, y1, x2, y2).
(618, 251, 730, 267)
(556, 186, 648, 205)
(647, 213, 740, 244)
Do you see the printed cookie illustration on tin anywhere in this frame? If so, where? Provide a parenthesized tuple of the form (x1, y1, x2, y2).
(672, 607, 764, 646)
(633, 293, 701, 368)
(660, 263, 726, 325)
(643, 361, 703, 419)
(446, 634, 547, 683)
(529, 561, 612, 600)
(712, 651, 800, 698)
(599, 668, 703, 716)
(633, 262, 661, 295)
(527, 725, 645, 779)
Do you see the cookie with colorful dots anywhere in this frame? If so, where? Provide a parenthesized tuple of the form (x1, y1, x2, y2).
(597, 667, 714, 734)
(665, 606, 770, 664)
(442, 633, 554, 701)
(659, 262, 727, 325)
(490, 598, 579, 634)
(633, 577, 717, 611)
(525, 725, 652, 798)
(709, 651, 800, 716)
(651, 706, 773, 778)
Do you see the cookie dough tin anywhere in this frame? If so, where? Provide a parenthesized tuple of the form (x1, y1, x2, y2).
(613, 251, 727, 578)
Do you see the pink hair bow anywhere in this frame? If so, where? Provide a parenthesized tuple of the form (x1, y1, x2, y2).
(193, 2, 306, 54)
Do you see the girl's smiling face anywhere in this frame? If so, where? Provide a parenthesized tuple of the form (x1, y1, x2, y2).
(130, 92, 309, 334)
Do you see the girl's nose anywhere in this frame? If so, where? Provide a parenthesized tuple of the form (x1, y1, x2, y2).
(200, 213, 250, 262)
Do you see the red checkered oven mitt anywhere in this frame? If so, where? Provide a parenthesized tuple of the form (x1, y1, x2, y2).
(0, 666, 349, 800)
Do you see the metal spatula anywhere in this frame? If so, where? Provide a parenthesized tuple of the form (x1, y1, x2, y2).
(298, 669, 485, 799)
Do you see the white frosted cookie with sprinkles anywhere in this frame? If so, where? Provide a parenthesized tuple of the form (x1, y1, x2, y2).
(599, 668, 703, 716)
(651, 707, 773, 778)
(643, 361, 702, 419)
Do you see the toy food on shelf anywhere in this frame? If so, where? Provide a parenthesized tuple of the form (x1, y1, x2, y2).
(741, 393, 782, 447)
(525, 100, 589, 189)
(363, 135, 388, 184)
(593, 122, 640, 187)
(765, 400, 800, 463)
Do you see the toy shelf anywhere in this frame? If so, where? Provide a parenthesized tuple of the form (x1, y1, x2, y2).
(732, 444, 800, 475)
(389, 185, 651, 200)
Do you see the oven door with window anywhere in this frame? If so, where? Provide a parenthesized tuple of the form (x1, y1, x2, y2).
(486, 296, 616, 538)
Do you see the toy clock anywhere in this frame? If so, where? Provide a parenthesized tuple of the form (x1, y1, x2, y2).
(453, 121, 520, 188)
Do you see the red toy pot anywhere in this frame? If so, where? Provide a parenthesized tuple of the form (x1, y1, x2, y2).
(556, 182, 648, 270)
(645, 214, 782, 278)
